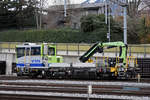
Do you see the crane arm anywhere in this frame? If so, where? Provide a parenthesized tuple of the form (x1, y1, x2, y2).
(79, 41, 127, 63)
(79, 42, 103, 62)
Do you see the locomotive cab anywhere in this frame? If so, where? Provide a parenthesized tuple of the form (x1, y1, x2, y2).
(16, 43, 63, 77)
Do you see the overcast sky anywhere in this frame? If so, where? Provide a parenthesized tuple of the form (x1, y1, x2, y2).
(48, 0, 135, 6)
(48, 0, 99, 5)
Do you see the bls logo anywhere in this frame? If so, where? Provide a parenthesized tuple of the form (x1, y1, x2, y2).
(31, 59, 40, 63)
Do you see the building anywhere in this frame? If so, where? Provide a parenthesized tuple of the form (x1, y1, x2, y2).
(44, 0, 125, 29)
(45, 3, 106, 29)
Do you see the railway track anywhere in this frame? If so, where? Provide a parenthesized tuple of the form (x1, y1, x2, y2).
(0, 78, 150, 100)
(0, 94, 121, 100)
(1, 75, 150, 83)
(0, 94, 94, 100)
(0, 82, 150, 96)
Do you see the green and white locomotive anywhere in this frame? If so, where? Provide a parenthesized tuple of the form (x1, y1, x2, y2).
(16, 43, 63, 78)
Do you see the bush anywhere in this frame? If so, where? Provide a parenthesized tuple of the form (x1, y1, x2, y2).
(0, 14, 124, 43)
(0, 28, 85, 43)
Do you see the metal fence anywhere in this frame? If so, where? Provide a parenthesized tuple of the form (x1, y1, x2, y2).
(0, 42, 150, 55)
(137, 58, 150, 77)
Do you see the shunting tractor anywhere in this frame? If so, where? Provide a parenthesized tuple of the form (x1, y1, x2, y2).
(16, 43, 63, 78)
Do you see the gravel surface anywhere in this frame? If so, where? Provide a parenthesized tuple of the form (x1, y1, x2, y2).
(0, 90, 149, 100)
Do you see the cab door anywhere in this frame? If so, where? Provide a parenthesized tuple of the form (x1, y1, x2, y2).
(16, 47, 25, 68)
(25, 46, 31, 66)
(30, 46, 43, 67)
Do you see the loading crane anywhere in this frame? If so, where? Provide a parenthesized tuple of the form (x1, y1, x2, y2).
(79, 41, 137, 79)
(80, 41, 127, 63)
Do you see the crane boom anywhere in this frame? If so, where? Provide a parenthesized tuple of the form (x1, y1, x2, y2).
(79, 41, 127, 64)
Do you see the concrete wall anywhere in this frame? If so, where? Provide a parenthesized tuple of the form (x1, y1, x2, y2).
(0, 52, 15, 75)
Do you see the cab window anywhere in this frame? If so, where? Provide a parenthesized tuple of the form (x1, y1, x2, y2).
(16, 47, 25, 58)
(48, 47, 55, 56)
(26, 48, 30, 56)
(31, 47, 41, 55)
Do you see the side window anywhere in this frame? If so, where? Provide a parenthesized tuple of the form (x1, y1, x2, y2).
(31, 47, 41, 55)
(16, 47, 25, 58)
(26, 48, 30, 56)
(48, 47, 55, 56)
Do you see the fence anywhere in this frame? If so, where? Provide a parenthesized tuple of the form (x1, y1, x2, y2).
(0, 42, 150, 57)
(137, 58, 150, 78)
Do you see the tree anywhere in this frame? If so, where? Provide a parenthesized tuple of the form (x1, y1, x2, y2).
(0, 0, 18, 29)
(113, 0, 141, 44)
(0, 0, 37, 30)
(80, 14, 123, 42)
(127, 17, 141, 44)
(127, 0, 141, 18)
(80, 14, 106, 32)
(139, 16, 150, 43)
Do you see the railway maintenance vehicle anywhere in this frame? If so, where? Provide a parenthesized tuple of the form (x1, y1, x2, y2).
(16, 42, 138, 79)
(79, 41, 137, 79)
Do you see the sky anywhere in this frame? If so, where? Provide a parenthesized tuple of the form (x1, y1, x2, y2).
(48, 0, 99, 5)
(48, 0, 134, 5)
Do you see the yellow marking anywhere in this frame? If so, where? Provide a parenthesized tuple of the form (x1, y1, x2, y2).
(107, 57, 109, 68)
(110, 67, 116, 73)
(87, 59, 93, 63)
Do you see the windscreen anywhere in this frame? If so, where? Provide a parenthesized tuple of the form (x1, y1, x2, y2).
(16, 47, 25, 58)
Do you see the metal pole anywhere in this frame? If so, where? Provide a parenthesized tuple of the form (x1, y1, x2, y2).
(137, 73, 141, 83)
(64, 0, 67, 17)
(87, 84, 92, 100)
(108, 0, 111, 42)
(105, 0, 108, 24)
(78, 43, 80, 56)
(123, 0, 127, 44)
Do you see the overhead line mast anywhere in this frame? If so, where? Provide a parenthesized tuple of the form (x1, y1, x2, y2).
(105, 0, 111, 42)
(64, 0, 67, 17)
(108, 0, 128, 44)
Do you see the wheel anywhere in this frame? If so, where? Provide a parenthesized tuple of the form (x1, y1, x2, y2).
(29, 73, 37, 78)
